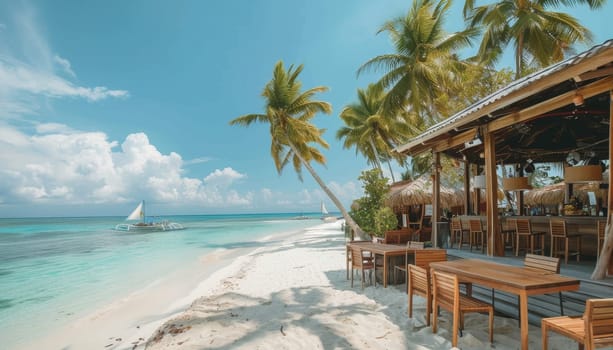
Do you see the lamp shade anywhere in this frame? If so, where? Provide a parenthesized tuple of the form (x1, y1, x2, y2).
(564, 165, 602, 183)
(503, 177, 532, 191)
(474, 175, 486, 189)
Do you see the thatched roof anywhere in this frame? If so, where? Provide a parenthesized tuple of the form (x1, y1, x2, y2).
(524, 182, 603, 206)
(386, 175, 464, 209)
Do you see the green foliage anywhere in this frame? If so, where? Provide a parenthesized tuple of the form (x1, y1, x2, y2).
(350, 169, 398, 237)
(374, 207, 399, 237)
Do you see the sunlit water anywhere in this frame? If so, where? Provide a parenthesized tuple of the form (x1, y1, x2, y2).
(0, 213, 323, 349)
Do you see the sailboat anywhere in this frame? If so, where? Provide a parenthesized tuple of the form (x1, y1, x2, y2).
(114, 200, 185, 232)
(320, 202, 337, 222)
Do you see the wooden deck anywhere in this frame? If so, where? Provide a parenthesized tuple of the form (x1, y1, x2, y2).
(447, 248, 613, 326)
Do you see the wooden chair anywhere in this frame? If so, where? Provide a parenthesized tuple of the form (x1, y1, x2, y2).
(524, 254, 565, 315)
(408, 264, 432, 325)
(597, 221, 607, 258)
(346, 241, 371, 280)
(514, 219, 546, 256)
(349, 245, 375, 289)
(542, 298, 613, 350)
(407, 249, 448, 325)
(500, 218, 516, 251)
(468, 219, 486, 253)
(450, 218, 469, 249)
(393, 241, 424, 289)
(550, 219, 581, 264)
(432, 270, 494, 347)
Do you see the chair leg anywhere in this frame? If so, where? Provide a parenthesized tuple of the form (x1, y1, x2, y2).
(559, 291, 564, 315)
(351, 266, 354, 288)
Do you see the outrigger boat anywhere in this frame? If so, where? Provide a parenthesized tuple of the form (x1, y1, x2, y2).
(114, 200, 185, 232)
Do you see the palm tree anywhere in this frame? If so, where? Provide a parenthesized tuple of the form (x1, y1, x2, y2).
(358, 0, 478, 119)
(463, 0, 603, 79)
(336, 84, 416, 183)
(230, 61, 366, 238)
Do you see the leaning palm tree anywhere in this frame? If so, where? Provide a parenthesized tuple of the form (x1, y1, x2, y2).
(336, 84, 416, 182)
(463, 0, 603, 78)
(230, 61, 366, 238)
(358, 0, 479, 119)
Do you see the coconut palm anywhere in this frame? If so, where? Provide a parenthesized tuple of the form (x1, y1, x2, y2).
(336, 84, 417, 182)
(463, 0, 603, 78)
(358, 0, 479, 119)
(230, 61, 365, 238)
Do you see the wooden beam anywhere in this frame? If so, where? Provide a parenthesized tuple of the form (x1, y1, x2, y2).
(433, 152, 441, 248)
(577, 66, 613, 81)
(489, 75, 613, 132)
(484, 126, 502, 256)
(432, 130, 475, 153)
(398, 47, 613, 155)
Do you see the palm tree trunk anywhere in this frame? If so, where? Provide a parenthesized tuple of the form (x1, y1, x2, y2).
(288, 142, 368, 240)
(368, 138, 384, 177)
(386, 159, 396, 183)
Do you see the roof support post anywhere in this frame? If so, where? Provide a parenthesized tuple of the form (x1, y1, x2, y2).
(463, 161, 470, 215)
(432, 151, 441, 248)
(484, 125, 502, 256)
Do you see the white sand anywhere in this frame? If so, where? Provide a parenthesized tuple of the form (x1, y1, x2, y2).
(25, 221, 584, 349)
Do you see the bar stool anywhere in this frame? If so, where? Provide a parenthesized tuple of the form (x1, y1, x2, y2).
(597, 221, 607, 258)
(450, 218, 469, 249)
(515, 219, 546, 256)
(468, 219, 486, 253)
(549, 219, 581, 264)
(500, 218, 516, 252)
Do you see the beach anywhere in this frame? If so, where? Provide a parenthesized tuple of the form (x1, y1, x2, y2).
(22, 220, 584, 349)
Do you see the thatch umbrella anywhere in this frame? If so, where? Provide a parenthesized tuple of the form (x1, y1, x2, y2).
(524, 182, 602, 206)
(386, 174, 464, 210)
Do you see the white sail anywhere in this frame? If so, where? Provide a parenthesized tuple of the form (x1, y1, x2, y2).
(321, 202, 329, 215)
(126, 201, 144, 221)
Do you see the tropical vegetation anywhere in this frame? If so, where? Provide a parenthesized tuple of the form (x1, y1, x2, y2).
(229, 61, 366, 238)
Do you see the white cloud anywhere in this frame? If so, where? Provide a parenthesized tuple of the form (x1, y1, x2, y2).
(184, 156, 213, 165)
(0, 4, 128, 118)
(204, 167, 246, 187)
(53, 54, 75, 78)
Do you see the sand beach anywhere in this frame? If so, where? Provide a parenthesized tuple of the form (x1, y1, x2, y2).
(25, 221, 584, 349)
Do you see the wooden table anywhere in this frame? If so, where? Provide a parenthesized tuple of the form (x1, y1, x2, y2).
(347, 242, 426, 288)
(430, 259, 580, 350)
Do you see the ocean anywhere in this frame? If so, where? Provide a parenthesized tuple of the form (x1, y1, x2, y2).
(0, 213, 325, 349)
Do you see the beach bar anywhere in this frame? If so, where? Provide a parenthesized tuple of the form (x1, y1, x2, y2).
(394, 39, 613, 278)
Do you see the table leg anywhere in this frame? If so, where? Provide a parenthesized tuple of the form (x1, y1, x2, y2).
(383, 253, 388, 287)
(519, 291, 529, 350)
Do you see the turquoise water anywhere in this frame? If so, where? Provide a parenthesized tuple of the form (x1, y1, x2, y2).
(0, 213, 322, 349)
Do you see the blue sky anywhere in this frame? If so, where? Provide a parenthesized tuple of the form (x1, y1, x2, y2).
(0, 0, 611, 218)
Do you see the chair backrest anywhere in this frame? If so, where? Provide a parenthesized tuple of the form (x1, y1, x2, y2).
(408, 264, 430, 298)
(450, 218, 463, 232)
(597, 221, 607, 240)
(350, 246, 371, 268)
(584, 298, 613, 348)
(469, 219, 483, 233)
(524, 253, 560, 273)
(414, 249, 447, 270)
(515, 219, 532, 235)
(408, 241, 425, 249)
(549, 219, 567, 237)
(432, 270, 459, 311)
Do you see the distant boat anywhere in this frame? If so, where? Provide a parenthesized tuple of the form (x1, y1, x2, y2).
(292, 213, 311, 220)
(320, 202, 337, 222)
(114, 200, 185, 232)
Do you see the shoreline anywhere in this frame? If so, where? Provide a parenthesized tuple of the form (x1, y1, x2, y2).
(18, 224, 310, 350)
(24, 220, 581, 349)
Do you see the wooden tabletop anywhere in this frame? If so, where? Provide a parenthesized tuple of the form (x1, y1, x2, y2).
(430, 259, 580, 294)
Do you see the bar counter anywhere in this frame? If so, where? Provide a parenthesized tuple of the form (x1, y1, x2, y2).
(456, 215, 604, 256)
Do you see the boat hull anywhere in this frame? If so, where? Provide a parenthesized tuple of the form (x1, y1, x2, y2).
(114, 221, 185, 232)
